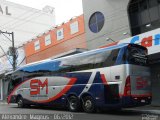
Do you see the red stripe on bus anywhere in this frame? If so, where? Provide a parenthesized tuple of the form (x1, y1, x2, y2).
(100, 74, 108, 85)
(7, 77, 77, 104)
(30, 78, 77, 103)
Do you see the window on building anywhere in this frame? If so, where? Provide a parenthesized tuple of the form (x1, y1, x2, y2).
(89, 12, 105, 33)
(70, 21, 79, 34)
(45, 34, 51, 46)
(57, 28, 64, 40)
(128, 0, 160, 36)
(34, 40, 40, 51)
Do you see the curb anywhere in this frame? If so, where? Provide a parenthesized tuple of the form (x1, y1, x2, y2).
(0, 102, 8, 105)
(0, 102, 17, 105)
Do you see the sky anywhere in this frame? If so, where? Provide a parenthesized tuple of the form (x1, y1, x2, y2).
(7, 0, 83, 25)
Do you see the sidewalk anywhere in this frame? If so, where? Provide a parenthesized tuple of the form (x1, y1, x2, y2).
(0, 100, 14, 104)
(127, 105, 160, 115)
(0, 100, 8, 105)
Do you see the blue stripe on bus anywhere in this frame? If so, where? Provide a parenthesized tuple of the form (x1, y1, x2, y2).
(115, 47, 127, 65)
(66, 72, 92, 96)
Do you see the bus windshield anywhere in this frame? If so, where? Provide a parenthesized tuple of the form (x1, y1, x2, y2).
(127, 45, 148, 66)
(8, 77, 22, 95)
(8, 81, 14, 95)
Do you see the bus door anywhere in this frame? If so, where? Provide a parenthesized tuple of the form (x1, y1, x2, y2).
(106, 66, 122, 104)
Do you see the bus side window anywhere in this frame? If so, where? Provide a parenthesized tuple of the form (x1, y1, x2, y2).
(62, 55, 95, 72)
(78, 64, 94, 71)
(102, 49, 120, 67)
(94, 62, 103, 68)
(112, 56, 117, 61)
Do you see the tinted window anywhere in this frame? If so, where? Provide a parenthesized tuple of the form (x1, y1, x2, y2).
(59, 48, 124, 72)
(8, 77, 22, 95)
(8, 81, 14, 95)
(102, 49, 121, 67)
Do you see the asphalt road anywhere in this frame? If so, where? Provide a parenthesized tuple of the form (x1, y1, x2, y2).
(0, 104, 159, 120)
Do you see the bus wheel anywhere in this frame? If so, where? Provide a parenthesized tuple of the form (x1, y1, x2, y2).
(17, 97, 24, 108)
(82, 96, 96, 113)
(68, 96, 80, 112)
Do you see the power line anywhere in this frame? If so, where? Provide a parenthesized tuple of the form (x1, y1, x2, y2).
(1, 10, 53, 31)
(0, 46, 12, 66)
(17, 57, 26, 66)
(0, 40, 11, 51)
(0, 32, 13, 56)
(0, 11, 54, 50)
(0, 6, 53, 31)
(0, 8, 39, 29)
(0, 31, 16, 71)
(0, 31, 12, 42)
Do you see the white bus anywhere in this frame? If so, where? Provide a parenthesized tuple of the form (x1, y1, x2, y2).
(7, 43, 151, 113)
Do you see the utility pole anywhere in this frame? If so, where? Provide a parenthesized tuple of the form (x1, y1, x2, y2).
(11, 32, 16, 71)
(0, 30, 16, 71)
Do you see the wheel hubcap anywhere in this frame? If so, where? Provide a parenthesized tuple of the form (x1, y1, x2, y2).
(70, 99, 77, 110)
(18, 100, 22, 107)
(85, 100, 92, 109)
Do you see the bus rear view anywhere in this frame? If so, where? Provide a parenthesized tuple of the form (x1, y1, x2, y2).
(122, 44, 151, 107)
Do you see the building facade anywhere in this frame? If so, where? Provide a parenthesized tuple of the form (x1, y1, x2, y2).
(0, 0, 55, 56)
(82, 0, 130, 49)
(24, 15, 86, 64)
(82, 0, 160, 106)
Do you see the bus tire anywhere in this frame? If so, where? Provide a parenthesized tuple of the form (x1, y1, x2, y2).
(68, 96, 80, 112)
(17, 97, 24, 108)
(82, 96, 96, 113)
